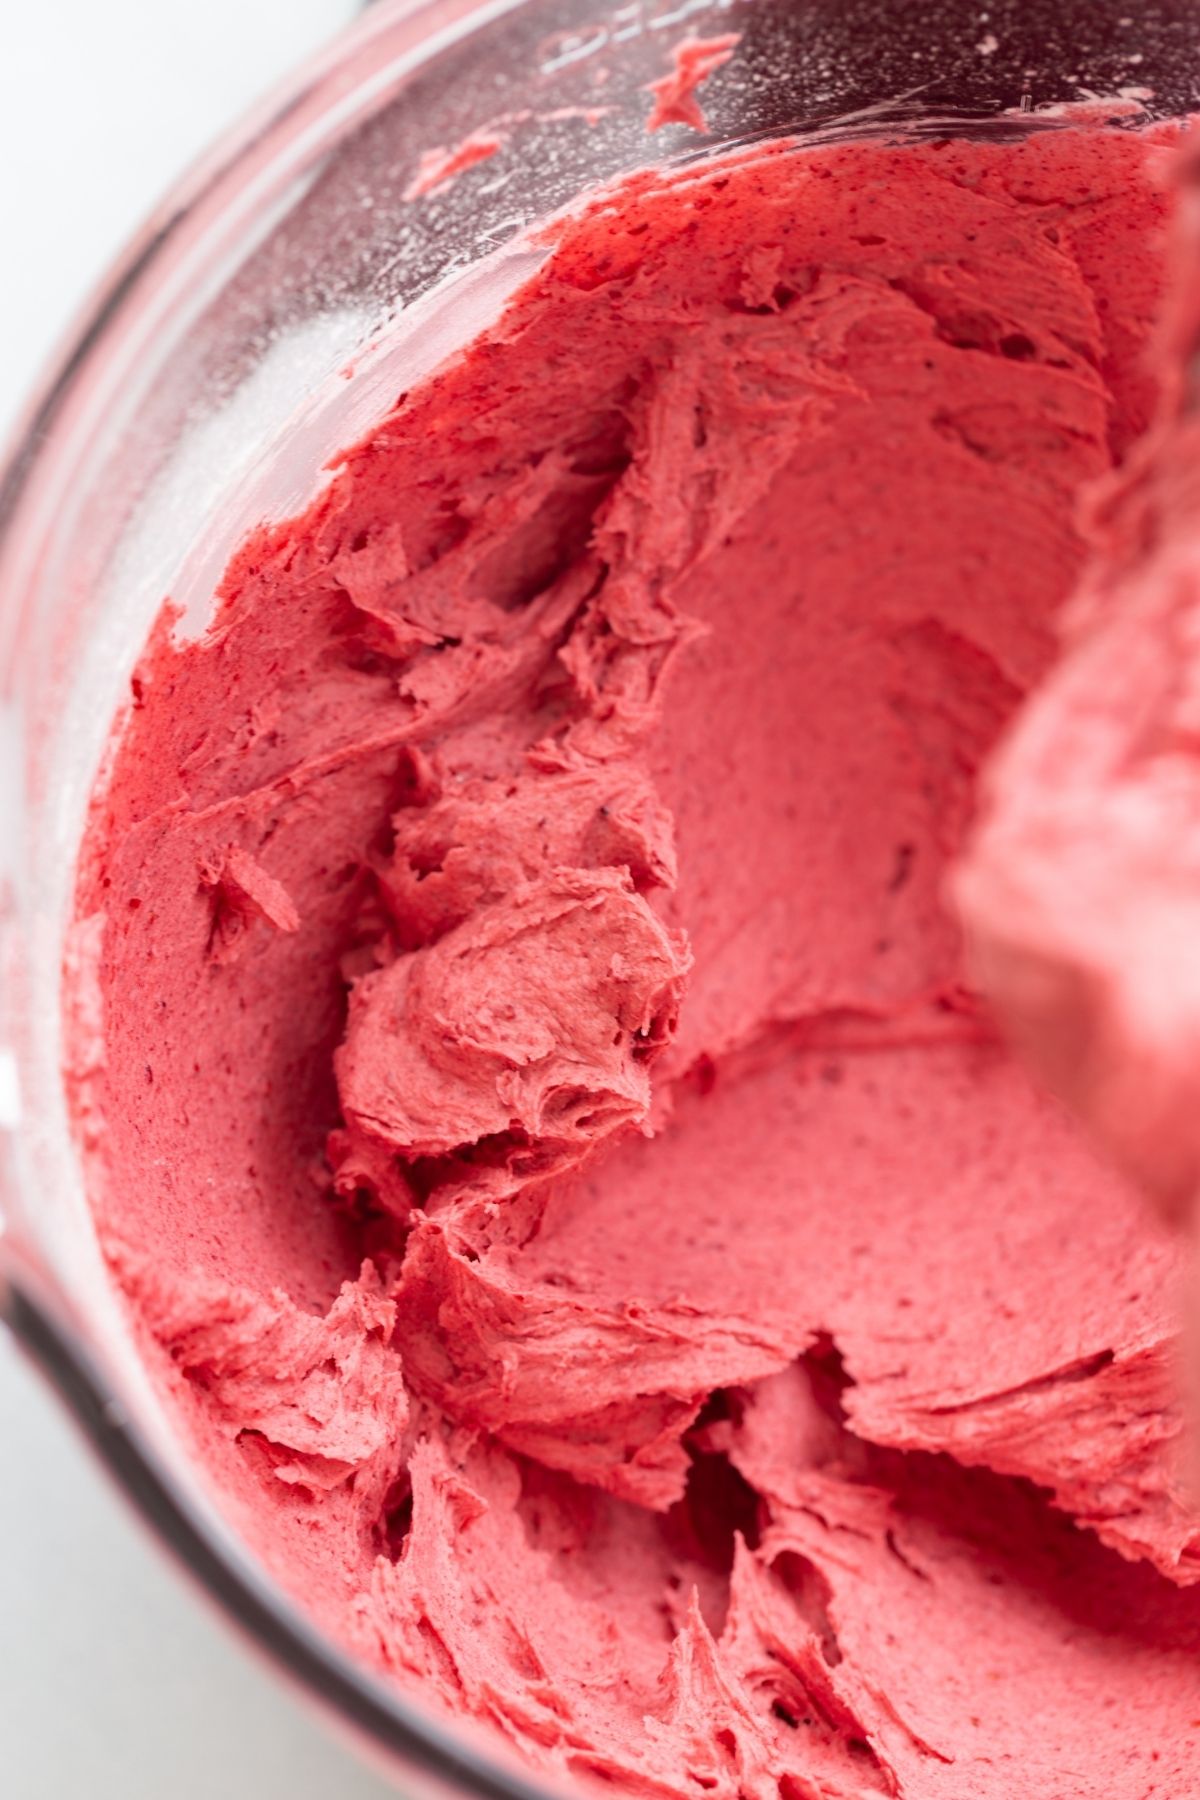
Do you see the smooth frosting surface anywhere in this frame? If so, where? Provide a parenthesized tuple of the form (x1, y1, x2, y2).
(72, 121, 1200, 1796)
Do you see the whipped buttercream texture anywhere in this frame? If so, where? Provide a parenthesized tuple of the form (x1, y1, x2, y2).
(72, 122, 1200, 1796)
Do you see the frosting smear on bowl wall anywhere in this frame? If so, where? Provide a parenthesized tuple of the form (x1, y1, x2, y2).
(71, 114, 1200, 1796)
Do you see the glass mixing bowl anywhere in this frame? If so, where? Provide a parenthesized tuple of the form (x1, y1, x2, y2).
(2, 0, 1199, 1790)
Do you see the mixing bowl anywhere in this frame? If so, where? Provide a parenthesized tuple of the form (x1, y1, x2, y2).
(2, 0, 1198, 1790)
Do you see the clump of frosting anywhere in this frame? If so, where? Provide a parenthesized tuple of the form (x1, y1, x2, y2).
(336, 867, 690, 1205)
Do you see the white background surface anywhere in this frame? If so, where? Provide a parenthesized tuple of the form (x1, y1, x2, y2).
(0, 6, 396, 1795)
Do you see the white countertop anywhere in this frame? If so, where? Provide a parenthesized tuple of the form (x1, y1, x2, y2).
(0, 6, 398, 1793)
